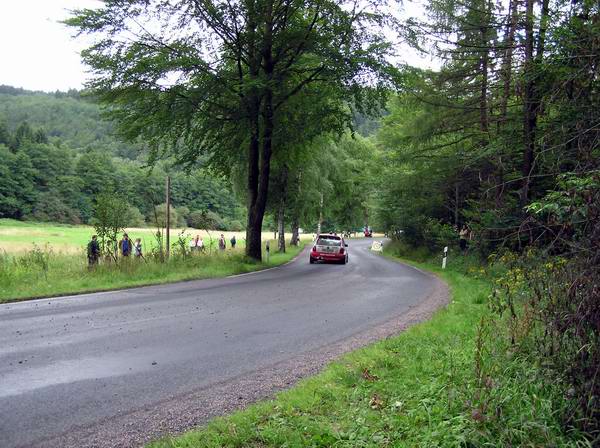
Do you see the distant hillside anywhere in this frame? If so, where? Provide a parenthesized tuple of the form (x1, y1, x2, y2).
(0, 85, 244, 228)
(0, 85, 139, 158)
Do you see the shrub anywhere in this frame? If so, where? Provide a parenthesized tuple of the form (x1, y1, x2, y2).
(422, 218, 458, 251)
(152, 203, 178, 228)
(188, 209, 225, 230)
(226, 219, 244, 232)
(175, 206, 190, 227)
(91, 192, 131, 259)
(125, 206, 146, 227)
(187, 210, 206, 229)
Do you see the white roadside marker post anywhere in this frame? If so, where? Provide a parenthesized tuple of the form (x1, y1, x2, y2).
(442, 246, 448, 269)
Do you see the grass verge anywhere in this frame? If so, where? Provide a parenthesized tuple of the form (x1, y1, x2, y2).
(0, 241, 304, 303)
(148, 246, 585, 447)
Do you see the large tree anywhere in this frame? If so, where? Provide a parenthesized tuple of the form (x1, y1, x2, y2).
(67, 0, 398, 260)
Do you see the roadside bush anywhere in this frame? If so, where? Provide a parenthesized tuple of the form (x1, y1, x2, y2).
(171, 229, 190, 258)
(0, 245, 54, 289)
(0, 251, 13, 285)
(422, 217, 458, 251)
(91, 192, 131, 259)
(513, 172, 600, 437)
(490, 252, 600, 438)
(389, 216, 458, 254)
(384, 238, 432, 262)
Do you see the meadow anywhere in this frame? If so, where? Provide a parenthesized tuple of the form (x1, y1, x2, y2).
(0, 219, 312, 255)
(0, 219, 309, 302)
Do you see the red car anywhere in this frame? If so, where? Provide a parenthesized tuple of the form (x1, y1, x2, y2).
(309, 234, 348, 264)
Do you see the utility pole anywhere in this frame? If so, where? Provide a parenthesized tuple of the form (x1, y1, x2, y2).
(317, 192, 323, 236)
(165, 175, 171, 260)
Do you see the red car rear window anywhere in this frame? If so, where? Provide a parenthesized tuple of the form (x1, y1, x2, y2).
(316, 237, 341, 246)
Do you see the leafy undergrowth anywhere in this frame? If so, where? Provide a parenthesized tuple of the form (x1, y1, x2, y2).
(148, 246, 587, 447)
(0, 241, 303, 303)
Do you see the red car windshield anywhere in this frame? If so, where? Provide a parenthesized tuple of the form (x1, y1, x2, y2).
(316, 237, 341, 246)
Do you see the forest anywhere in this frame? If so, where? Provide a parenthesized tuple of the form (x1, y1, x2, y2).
(370, 0, 600, 439)
(0, 86, 245, 229)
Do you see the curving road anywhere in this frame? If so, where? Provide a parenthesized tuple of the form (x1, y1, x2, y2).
(0, 239, 439, 448)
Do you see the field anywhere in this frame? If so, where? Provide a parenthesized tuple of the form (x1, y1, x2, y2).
(0, 219, 314, 255)
(0, 219, 312, 303)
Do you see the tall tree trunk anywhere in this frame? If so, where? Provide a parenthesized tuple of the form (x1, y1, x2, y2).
(246, 1, 275, 260)
(290, 170, 301, 246)
(499, 0, 518, 124)
(478, 0, 492, 137)
(277, 201, 286, 252)
(290, 216, 299, 246)
(257, 88, 274, 253)
(521, 0, 536, 204)
(245, 4, 264, 261)
(521, 0, 550, 204)
(454, 182, 460, 226)
(245, 0, 275, 261)
(479, 39, 489, 136)
(246, 118, 263, 260)
(277, 166, 288, 252)
(495, 0, 518, 207)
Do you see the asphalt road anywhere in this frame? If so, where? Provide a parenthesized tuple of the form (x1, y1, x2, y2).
(0, 238, 437, 448)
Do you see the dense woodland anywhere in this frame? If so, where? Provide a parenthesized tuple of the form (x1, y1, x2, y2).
(371, 0, 600, 437)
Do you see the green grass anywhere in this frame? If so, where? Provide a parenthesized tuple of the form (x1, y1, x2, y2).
(147, 246, 586, 447)
(0, 218, 312, 254)
(0, 218, 311, 302)
(0, 218, 96, 253)
(0, 241, 304, 303)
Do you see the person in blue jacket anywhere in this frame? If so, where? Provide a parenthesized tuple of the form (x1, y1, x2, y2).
(119, 233, 132, 257)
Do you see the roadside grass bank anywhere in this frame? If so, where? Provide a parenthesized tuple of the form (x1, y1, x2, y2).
(0, 241, 304, 303)
(149, 243, 587, 447)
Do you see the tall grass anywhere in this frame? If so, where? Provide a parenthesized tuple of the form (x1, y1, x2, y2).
(0, 241, 303, 302)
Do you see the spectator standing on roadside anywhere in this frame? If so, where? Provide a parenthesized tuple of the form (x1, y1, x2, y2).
(230, 235, 236, 249)
(218, 234, 226, 251)
(119, 233, 132, 257)
(190, 235, 198, 252)
(134, 238, 143, 258)
(459, 225, 469, 252)
(87, 235, 100, 267)
(198, 236, 205, 252)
